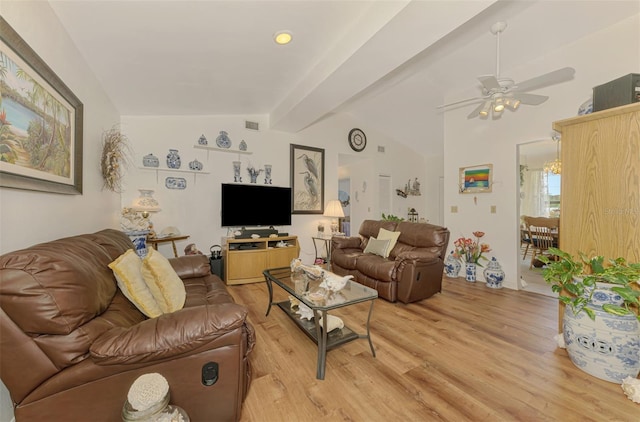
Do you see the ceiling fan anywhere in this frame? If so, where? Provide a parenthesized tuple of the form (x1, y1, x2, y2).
(438, 21, 575, 119)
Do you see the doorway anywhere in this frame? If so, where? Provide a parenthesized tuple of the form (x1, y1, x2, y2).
(517, 139, 560, 297)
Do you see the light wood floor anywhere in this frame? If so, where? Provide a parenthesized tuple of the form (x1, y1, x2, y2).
(228, 278, 639, 422)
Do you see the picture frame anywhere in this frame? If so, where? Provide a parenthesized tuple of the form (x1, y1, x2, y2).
(459, 164, 493, 194)
(290, 144, 324, 214)
(0, 17, 83, 194)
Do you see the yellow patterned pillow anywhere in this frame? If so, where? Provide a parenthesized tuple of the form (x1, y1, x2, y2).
(377, 228, 401, 258)
(109, 249, 163, 318)
(141, 248, 186, 313)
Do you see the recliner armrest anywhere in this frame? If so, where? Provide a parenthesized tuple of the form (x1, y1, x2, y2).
(395, 250, 440, 263)
(90, 303, 247, 365)
(332, 236, 362, 250)
(169, 254, 211, 279)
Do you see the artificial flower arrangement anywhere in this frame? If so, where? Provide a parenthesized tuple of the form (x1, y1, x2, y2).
(453, 231, 491, 266)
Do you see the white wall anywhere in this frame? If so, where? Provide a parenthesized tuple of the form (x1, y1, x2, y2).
(443, 14, 640, 289)
(0, 2, 122, 421)
(121, 112, 433, 265)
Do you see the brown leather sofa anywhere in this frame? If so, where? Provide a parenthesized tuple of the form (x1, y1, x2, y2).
(0, 229, 254, 421)
(331, 220, 450, 303)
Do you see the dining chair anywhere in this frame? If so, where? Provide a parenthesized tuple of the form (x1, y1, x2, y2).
(520, 225, 532, 259)
(528, 225, 555, 269)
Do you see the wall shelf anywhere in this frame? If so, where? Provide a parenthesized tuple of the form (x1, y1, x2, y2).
(194, 144, 253, 156)
(138, 167, 210, 185)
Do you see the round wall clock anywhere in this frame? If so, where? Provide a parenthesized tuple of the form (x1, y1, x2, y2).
(348, 128, 367, 152)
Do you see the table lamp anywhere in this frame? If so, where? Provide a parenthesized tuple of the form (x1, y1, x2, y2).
(323, 200, 344, 234)
(132, 189, 161, 237)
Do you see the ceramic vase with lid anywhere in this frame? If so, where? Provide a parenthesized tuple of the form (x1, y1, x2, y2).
(465, 262, 476, 283)
(142, 153, 159, 168)
(166, 149, 181, 169)
(444, 251, 462, 278)
(483, 257, 505, 288)
(188, 158, 203, 171)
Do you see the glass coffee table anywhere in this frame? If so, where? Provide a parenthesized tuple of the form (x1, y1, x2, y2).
(263, 267, 377, 380)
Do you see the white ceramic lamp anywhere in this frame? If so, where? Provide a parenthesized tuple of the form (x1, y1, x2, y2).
(323, 200, 344, 234)
(131, 189, 161, 237)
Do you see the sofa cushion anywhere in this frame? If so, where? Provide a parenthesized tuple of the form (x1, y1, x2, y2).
(142, 248, 186, 313)
(109, 249, 163, 318)
(363, 238, 390, 257)
(331, 249, 363, 270)
(356, 254, 396, 282)
(377, 228, 401, 258)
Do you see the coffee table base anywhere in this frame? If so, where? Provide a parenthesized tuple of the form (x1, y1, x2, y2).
(275, 300, 375, 379)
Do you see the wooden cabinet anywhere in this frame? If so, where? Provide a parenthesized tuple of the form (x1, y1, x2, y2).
(224, 236, 300, 285)
(553, 102, 640, 261)
(553, 103, 640, 332)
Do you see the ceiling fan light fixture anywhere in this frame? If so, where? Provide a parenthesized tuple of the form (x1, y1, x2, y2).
(479, 102, 491, 117)
(506, 98, 521, 110)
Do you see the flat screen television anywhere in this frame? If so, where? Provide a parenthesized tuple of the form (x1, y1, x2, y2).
(221, 183, 292, 227)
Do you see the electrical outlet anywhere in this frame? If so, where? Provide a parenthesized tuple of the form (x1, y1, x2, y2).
(491, 205, 497, 214)
(451, 206, 458, 213)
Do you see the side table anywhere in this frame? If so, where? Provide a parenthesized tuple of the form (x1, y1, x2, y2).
(147, 235, 190, 258)
(312, 236, 333, 264)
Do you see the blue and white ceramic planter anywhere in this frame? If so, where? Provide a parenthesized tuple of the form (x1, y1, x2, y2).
(483, 257, 505, 289)
(563, 281, 640, 383)
(444, 252, 462, 278)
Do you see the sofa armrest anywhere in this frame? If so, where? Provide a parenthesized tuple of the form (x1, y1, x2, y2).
(332, 236, 361, 250)
(169, 254, 210, 279)
(395, 250, 440, 263)
(90, 303, 247, 365)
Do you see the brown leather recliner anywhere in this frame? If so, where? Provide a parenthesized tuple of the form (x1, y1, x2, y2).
(331, 220, 450, 303)
(0, 229, 254, 421)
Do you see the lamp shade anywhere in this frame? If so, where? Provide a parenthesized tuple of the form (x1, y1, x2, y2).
(132, 189, 161, 213)
(323, 200, 344, 218)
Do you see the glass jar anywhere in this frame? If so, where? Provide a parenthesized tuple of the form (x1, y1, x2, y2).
(122, 391, 190, 422)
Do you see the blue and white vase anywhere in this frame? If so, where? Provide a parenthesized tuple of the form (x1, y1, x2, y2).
(126, 230, 150, 258)
(563, 283, 640, 383)
(483, 257, 505, 289)
(166, 149, 181, 169)
(444, 251, 462, 278)
(197, 134, 208, 145)
(216, 131, 231, 149)
(465, 262, 476, 283)
(264, 164, 272, 184)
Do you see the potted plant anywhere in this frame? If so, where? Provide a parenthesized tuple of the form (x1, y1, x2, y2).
(539, 247, 640, 383)
(539, 247, 640, 320)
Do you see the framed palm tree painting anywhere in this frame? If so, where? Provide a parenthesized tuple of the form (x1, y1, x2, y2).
(0, 17, 83, 194)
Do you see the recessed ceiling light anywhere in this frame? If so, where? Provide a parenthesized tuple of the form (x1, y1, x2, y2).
(273, 31, 292, 45)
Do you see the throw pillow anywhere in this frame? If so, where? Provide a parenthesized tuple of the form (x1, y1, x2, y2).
(377, 228, 401, 258)
(363, 237, 391, 257)
(141, 248, 186, 314)
(109, 249, 163, 318)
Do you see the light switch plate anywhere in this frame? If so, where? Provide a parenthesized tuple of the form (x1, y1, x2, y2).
(451, 206, 458, 213)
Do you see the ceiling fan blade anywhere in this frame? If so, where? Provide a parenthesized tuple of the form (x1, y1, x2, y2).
(467, 101, 488, 119)
(437, 96, 485, 109)
(511, 92, 549, 105)
(512, 67, 575, 92)
(478, 75, 501, 92)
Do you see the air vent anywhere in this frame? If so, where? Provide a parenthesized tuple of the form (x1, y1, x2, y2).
(378, 146, 385, 153)
(245, 121, 259, 131)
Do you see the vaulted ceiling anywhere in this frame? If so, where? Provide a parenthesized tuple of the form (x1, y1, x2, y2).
(49, 0, 638, 156)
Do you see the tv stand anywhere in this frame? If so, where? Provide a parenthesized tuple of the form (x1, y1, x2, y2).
(224, 236, 299, 285)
